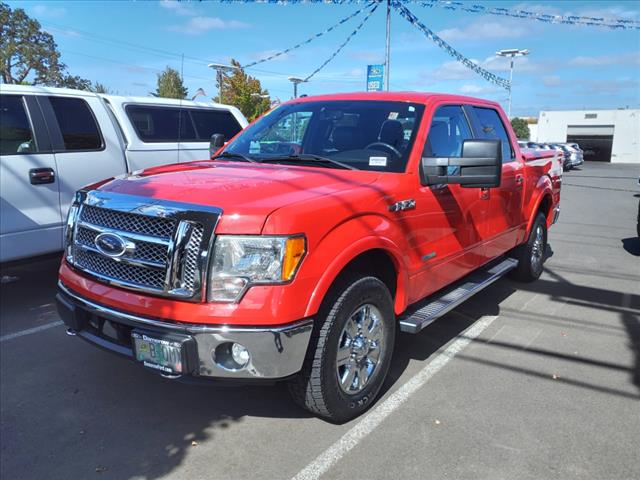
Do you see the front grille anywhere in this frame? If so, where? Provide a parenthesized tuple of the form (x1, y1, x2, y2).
(81, 205, 175, 238)
(75, 249, 166, 291)
(69, 194, 219, 301)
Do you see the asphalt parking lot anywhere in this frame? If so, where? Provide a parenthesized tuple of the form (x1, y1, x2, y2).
(1, 161, 639, 480)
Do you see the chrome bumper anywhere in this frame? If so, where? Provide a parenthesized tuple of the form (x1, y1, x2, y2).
(56, 282, 313, 380)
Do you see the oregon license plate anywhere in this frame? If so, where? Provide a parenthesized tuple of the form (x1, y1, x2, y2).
(131, 331, 184, 375)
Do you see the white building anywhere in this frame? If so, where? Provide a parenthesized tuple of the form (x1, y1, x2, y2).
(536, 109, 640, 164)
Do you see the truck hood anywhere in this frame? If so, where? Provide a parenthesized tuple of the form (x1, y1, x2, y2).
(98, 161, 380, 233)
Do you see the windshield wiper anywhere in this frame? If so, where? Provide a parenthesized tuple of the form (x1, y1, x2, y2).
(212, 151, 259, 163)
(260, 154, 359, 170)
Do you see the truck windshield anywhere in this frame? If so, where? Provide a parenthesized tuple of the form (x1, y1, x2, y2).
(223, 100, 425, 172)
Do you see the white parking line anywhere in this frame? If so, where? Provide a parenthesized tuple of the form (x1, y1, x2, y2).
(292, 314, 500, 480)
(0, 321, 64, 343)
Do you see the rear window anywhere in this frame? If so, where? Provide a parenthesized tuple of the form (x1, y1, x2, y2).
(126, 105, 242, 143)
(48, 96, 103, 151)
(472, 106, 514, 162)
(0, 95, 37, 155)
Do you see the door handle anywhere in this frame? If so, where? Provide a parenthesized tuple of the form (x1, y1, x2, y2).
(29, 168, 56, 185)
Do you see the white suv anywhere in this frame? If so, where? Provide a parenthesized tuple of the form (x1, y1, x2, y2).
(0, 85, 248, 263)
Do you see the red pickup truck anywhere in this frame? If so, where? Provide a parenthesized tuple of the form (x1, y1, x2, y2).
(56, 92, 560, 422)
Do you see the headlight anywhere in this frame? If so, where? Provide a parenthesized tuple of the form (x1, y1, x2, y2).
(208, 235, 306, 302)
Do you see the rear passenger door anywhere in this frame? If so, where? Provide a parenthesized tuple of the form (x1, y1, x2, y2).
(469, 105, 525, 257)
(0, 94, 61, 262)
(38, 95, 126, 224)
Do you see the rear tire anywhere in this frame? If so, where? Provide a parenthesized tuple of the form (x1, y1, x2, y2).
(288, 275, 395, 423)
(510, 212, 547, 282)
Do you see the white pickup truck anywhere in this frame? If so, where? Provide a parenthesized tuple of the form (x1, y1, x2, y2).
(0, 85, 248, 263)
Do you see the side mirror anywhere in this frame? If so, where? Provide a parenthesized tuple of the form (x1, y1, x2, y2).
(209, 133, 226, 159)
(420, 139, 502, 188)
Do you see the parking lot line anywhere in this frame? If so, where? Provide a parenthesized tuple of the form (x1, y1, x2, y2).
(0, 321, 64, 343)
(291, 314, 500, 480)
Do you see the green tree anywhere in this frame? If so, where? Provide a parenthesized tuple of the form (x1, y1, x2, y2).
(216, 59, 270, 121)
(0, 2, 90, 87)
(91, 82, 111, 94)
(510, 117, 530, 140)
(155, 67, 188, 99)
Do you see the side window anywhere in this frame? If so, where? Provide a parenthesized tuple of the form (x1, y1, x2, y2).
(190, 109, 242, 141)
(0, 95, 37, 155)
(48, 97, 103, 151)
(424, 105, 473, 158)
(472, 107, 514, 162)
(126, 105, 197, 142)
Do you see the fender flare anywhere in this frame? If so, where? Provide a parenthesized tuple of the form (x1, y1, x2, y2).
(526, 176, 554, 236)
(303, 232, 409, 318)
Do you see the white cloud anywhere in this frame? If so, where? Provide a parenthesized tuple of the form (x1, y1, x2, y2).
(348, 49, 385, 63)
(169, 16, 250, 35)
(438, 20, 527, 42)
(32, 4, 66, 18)
(568, 52, 640, 68)
(542, 75, 562, 87)
(458, 84, 501, 95)
(160, 0, 196, 17)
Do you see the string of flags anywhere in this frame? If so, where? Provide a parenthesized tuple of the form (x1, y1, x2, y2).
(418, 1, 640, 30)
(391, 0, 511, 89)
(241, 1, 376, 69)
(304, 2, 379, 81)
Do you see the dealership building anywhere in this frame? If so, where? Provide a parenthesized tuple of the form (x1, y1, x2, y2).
(534, 108, 640, 164)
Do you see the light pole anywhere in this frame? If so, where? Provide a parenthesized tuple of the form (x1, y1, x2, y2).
(288, 76, 306, 99)
(208, 62, 239, 104)
(251, 93, 270, 117)
(384, 0, 391, 91)
(495, 48, 529, 118)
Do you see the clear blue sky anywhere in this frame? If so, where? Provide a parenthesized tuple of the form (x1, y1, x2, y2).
(8, 0, 640, 116)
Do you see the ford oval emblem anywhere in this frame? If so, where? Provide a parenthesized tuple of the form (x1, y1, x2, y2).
(95, 232, 127, 257)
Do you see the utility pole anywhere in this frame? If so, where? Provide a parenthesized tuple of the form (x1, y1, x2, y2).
(384, 0, 391, 91)
(495, 48, 529, 118)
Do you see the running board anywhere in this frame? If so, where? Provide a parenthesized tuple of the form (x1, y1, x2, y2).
(399, 257, 518, 334)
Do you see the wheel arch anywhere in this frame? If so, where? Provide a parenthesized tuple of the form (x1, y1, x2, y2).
(304, 239, 408, 318)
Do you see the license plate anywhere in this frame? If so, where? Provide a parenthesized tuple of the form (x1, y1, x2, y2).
(132, 332, 184, 375)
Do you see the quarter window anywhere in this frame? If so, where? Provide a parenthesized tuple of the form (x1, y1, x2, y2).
(0, 95, 37, 155)
(126, 105, 242, 143)
(472, 107, 514, 162)
(424, 105, 473, 158)
(48, 97, 103, 151)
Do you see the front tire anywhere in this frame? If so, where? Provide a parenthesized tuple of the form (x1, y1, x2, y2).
(510, 212, 548, 282)
(288, 276, 395, 423)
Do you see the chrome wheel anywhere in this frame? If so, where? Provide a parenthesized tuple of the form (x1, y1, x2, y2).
(531, 225, 544, 271)
(336, 304, 385, 394)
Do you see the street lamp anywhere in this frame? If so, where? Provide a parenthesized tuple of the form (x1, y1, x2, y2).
(208, 62, 239, 104)
(496, 48, 529, 118)
(288, 76, 306, 99)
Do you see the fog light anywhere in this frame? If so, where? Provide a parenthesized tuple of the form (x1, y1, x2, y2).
(213, 342, 251, 371)
(231, 343, 250, 367)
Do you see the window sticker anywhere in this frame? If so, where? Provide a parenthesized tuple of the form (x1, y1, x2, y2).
(369, 156, 387, 167)
(388, 112, 399, 120)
